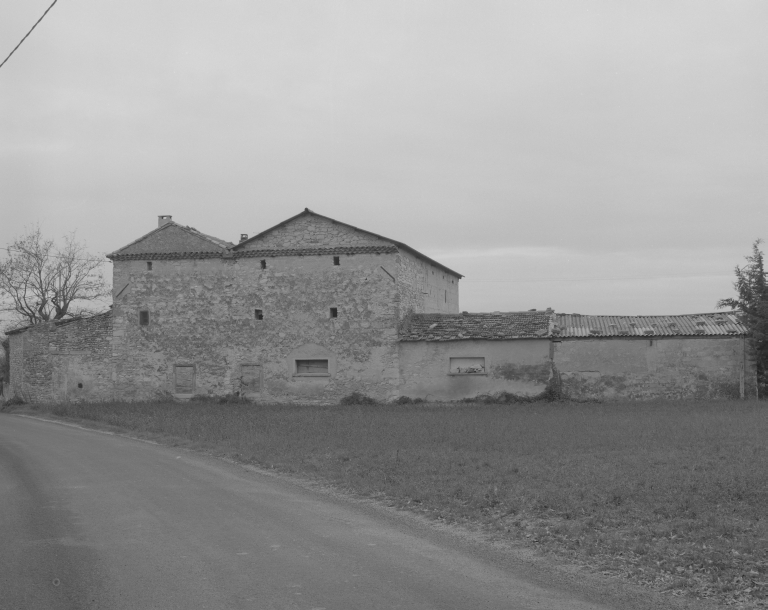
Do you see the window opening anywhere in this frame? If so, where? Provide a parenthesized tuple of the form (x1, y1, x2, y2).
(146, 261, 153, 271)
(254, 309, 263, 320)
(77, 383, 83, 389)
(449, 357, 486, 375)
(174, 365, 195, 394)
(139, 310, 149, 326)
(295, 359, 329, 376)
(330, 307, 338, 318)
(260, 259, 266, 270)
(333, 256, 340, 266)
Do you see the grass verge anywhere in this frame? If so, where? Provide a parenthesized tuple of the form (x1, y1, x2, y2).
(5, 398, 767, 607)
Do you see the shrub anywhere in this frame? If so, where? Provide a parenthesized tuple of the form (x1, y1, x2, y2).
(2, 395, 25, 407)
(339, 392, 378, 405)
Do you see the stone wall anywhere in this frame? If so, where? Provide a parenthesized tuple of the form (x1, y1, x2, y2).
(240, 214, 387, 250)
(554, 336, 755, 400)
(8, 313, 113, 402)
(112, 252, 401, 402)
(399, 338, 552, 401)
(396, 249, 459, 318)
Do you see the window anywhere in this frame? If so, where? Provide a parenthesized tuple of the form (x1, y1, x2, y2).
(146, 261, 153, 271)
(330, 307, 338, 318)
(333, 256, 340, 266)
(260, 259, 266, 270)
(255, 309, 263, 320)
(449, 357, 486, 375)
(295, 359, 329, 376)
(139, 310, 150, 326)
(175, 365, 195, 394)
(240, 364, 261, 393)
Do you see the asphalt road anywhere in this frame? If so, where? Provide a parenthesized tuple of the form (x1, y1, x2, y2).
(1, 414, 631, 610)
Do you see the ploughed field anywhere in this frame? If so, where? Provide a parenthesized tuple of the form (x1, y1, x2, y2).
(7, 398, 767, 607)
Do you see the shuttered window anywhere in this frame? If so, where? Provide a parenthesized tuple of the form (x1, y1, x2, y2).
(175, 365, 195, 394)
(295, 359, 329, 376)
(240, 364, 261, 393)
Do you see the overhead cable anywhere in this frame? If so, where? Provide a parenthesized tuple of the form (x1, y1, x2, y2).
(0, 0, 59, 71)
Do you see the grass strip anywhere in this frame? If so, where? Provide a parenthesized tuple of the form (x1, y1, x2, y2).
(5, 398, 767, 606)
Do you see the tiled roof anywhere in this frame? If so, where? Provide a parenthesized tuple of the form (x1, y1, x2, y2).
(106, 222, 232, 259)
(234, 245, 398, 258)
(6, 310, 113, 335)
(554, 312, 747, 338)
(108, 251, 224, 261)
(185, 227, 234, 249)
(399, 311, 553, 342)
(108, 245, 399, 261)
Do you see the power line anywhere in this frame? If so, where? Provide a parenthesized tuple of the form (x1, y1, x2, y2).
(463, 274, 732, 283)
(0, 0, 59, 71)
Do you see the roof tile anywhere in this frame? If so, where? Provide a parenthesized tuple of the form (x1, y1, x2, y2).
(400, 311, 552, 342)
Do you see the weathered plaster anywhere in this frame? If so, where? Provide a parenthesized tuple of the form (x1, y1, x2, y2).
(398, 339, 551, 401)
(554, 336, 754, 400)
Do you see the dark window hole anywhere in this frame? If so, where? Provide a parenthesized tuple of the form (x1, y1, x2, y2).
(255, 309, 263, 320)
(330, 307, 338, 318)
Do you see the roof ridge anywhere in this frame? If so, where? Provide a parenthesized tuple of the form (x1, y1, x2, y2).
(232, 209, 463, 278)
(107, 221, 231, 258)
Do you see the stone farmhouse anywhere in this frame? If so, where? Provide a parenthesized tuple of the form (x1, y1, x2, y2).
(6, 210, 755, 403)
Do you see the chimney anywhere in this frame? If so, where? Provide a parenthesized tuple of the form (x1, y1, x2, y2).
(158, 215, 173, 227)
(240, 234, 248, 243)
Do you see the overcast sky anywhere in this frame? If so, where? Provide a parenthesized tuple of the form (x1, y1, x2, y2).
(2, 1, 766, 315)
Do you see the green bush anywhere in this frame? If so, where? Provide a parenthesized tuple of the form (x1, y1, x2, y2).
(339, 392, 377, 405)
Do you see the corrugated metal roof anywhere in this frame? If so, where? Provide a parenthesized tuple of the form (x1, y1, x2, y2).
(554, 312, 747, 338)
(399, 311, 553, 342)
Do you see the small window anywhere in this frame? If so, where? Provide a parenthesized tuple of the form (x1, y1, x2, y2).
(330, 307, 338, 318)
(295, 359, 329, 376)
(175, 365, 195, 394)
(146, 261, 153, 271)
(260, 260, 266, 270)
(449, 357, 486, 375)
(333, 256, 340, 266)
(255, 309, 263, 320)
(139, 310, 150, 326)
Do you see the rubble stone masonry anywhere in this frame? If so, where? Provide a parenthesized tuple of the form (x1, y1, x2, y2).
(8, 313, 113, 402)
(111, 252, 402, 402)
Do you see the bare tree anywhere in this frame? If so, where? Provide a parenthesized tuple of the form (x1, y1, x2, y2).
(0, 226, 109, 329)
